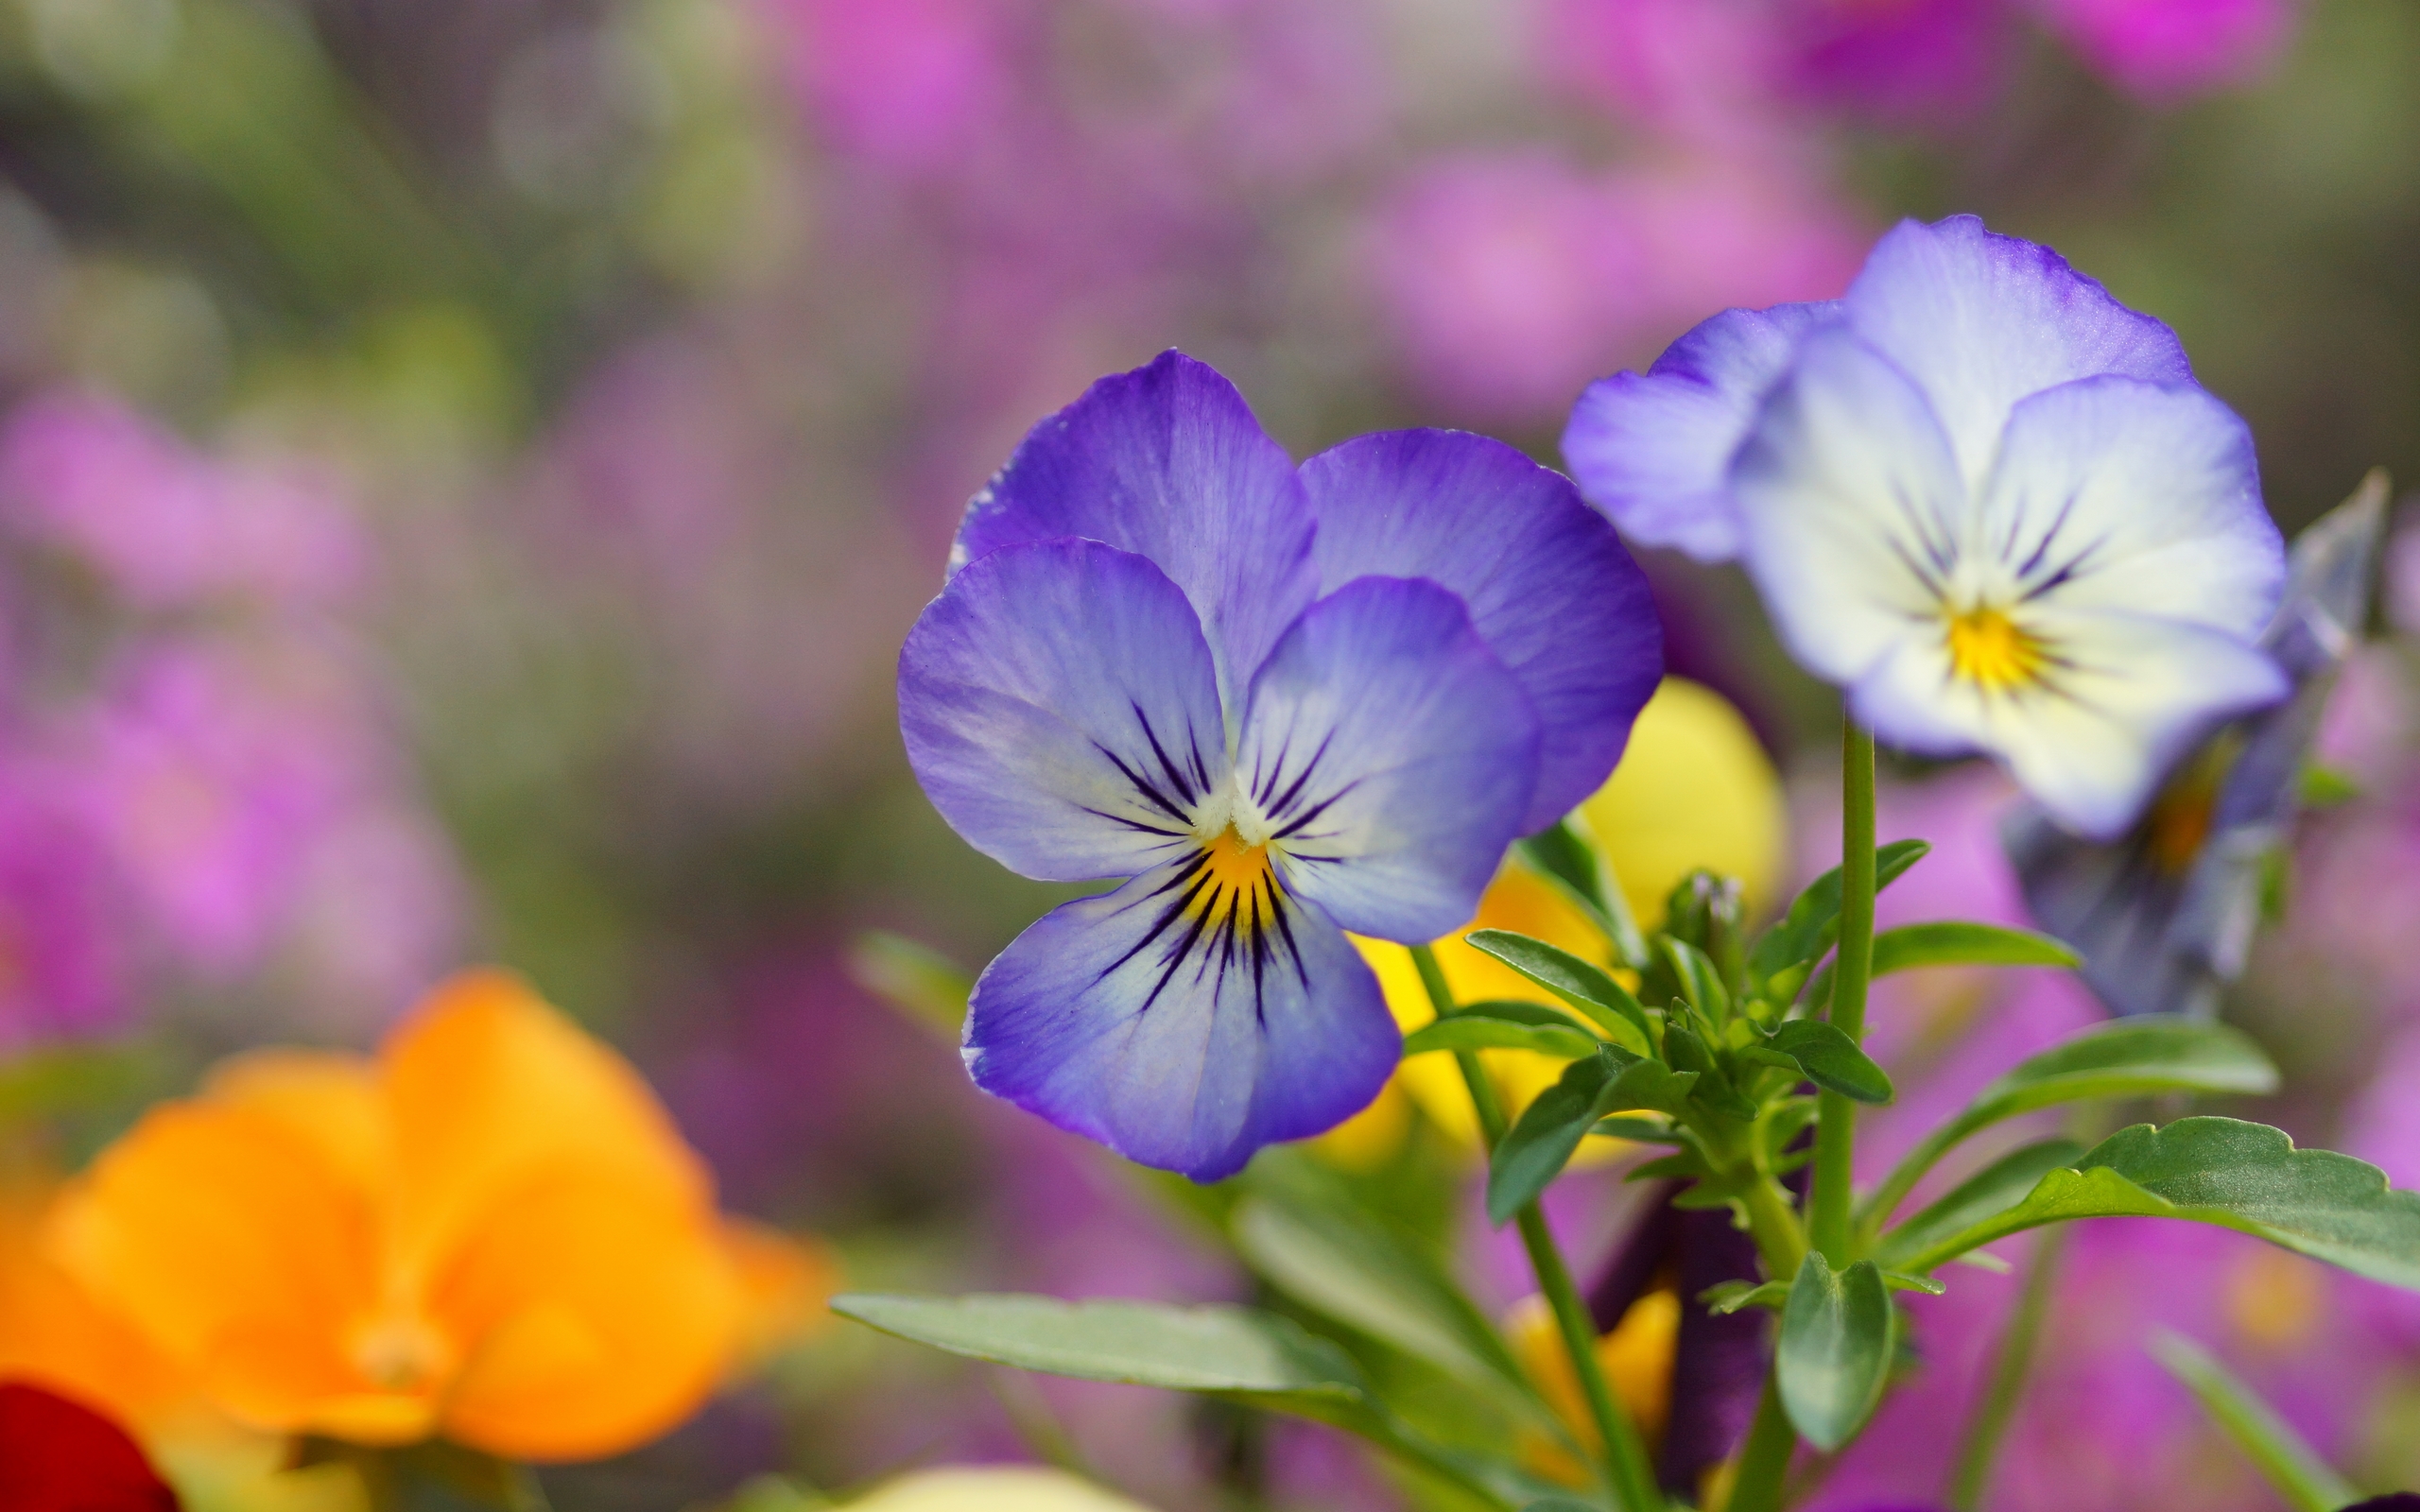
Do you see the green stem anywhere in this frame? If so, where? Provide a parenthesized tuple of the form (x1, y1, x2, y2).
(1945, 1224, 2068, 1510)
(1410, 944, 1661, 1512)
(1723, 1372, 1797, 1512)
(1807, 719, 1877, 1265)
(1739, 1173, 1808, 1282)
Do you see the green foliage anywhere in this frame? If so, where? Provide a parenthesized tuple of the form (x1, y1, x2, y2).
(1776, 1254, 1895, 1452)
(1463, 929, 1654, 1054)
(1897, 1118, 2420, 1287)
(1763, 1020, 1894, 1104)
(1868, 921, 2081, 974)
(2151, 1330, 2359, 1512)
(1487, 1050, 1695, 1224)
(1401, 1016, 1600, 1060)
(1747, 839, 1930, 983)
(1873, 1139, 2086, 1267)
(850, 931, 975, 1039)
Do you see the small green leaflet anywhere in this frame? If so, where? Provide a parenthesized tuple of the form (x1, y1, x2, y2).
(1487, 1051, 1696, 1224)
(1663, 1020, 1756, 1121)
(1401, 1018, 1599, 1060)
(1764, 1020, 1893, 1104)
(1463, 930, 1654, 1055)
(1777, 1254, 1894, 1452)
(1663, 937, 1731, 1022)
(1897, 1118, 2420, 1288)
(1873, 1139, 2085, 1267)
(1868, 921, 2080, 975)
(1747, 839, 1930, 982)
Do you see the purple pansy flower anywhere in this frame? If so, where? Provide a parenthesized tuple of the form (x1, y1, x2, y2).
(901, 352, 1662, 1180)
(1564, 214, 2289, 838)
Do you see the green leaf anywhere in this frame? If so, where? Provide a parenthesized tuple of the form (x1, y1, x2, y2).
(1765, 1021, 1893, 1104)
(834, 1294, 1543, 1509)
(1873, 1139, 2086, 1267)
(1869, 920, 2082, 975)
(1663, 1021, 1756, 1122)
(2150, 1330, 2358, 1512)
(1703, 1280, 1789, 1315)
(1748, 839, 1930, 982)
(1515, 819, 1612, 919)
(1899, 1118, 2420, 1287)
(1402, 1018, 1599, 1060)
(1865, 1017, 2280, 1227)
(1454, 999, 1604, 1030)
(2299, 764, 2362, 809)
(1777, 1254, 1894, 1452)
(1518, 1502, 1603, 1512)
(1590, 1115, 1687, 1143)
(1230, 1196, 1539, 1405)
(850, 932, 974, 1039)
(1663, 937, 1731, 1022)
(1487, 1052, 1696, 1224)
(1463, 931, 1653, 1055)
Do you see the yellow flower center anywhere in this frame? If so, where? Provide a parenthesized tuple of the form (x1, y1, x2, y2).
(1192, 828, 1282, 929)
(1944, 606, 2047, 691)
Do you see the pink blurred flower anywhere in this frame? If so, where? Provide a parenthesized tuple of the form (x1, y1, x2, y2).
(2030, 0, 2295, 99)
(1368, 151, 1859, 424)
(0, 760, 128, 1052)
(761, 0, 1011, 170)
(68, 641, 380, 978)
(0, 390, 366, 612)
(1784, 0, 2013, 121)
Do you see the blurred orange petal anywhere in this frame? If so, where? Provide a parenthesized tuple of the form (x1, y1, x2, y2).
(718, 1217, 838, 1365)
(0, 1172, 186, 1427)
(202, 1051, 389, 1200)
(431, 1168, 745, 1462)
(382, 971, 712, 1272)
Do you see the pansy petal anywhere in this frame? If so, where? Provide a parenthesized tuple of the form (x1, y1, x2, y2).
(1978, 375, 2282, 639)
(900, 540, 1229, 883)
(1860, 609, 2287, 839)
(1562, 300, 1841, 562)
(949, 351, 1318, 709)
(1237, 577, 1541, 941)
(1843, 215, 2192, 487)
(963, 863, 1397, 1181)
(1732, 327, 1968, 691)
(1298, 430, 1661, 830)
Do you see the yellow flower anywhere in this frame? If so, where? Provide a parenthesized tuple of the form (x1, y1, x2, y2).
(1505, 1289, 1680, 1486)
(46, 970, 834, 1464)
(1318, 679, 1786, 1160)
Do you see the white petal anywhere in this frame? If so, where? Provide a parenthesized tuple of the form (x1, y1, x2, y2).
(1733, 326, 1968, 687)
(1976, 375, 2284, 639)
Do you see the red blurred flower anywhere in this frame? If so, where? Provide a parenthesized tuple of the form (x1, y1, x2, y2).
(0, 1381, 179, 1512)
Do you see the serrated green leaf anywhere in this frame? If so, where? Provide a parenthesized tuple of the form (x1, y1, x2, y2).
(1865, 1017, 2281, 1227)
(1487, 1052, 1694, 1224)
(1869, 920, 2081, 974)
(1402, 1018, 1599, 1060)
(1765, 1020, 1893, 1104)
(1874, 1139, 2086, 1267)
(2151, 1330, 2357, 1512)
(1463, 931, 1653, 1055)
(1899, 1119, 2420, 1287)
(1749, 840, 1931, 983)
(1230, 1196, 1538, 1405)
(850, 932, 974, 1039)
(1777, 1255, 1894, 1452)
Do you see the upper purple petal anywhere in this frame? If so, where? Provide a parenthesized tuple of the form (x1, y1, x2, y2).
(1298, 430, 1662, 831)
(1236, 576, 1541, 941)
(1842, 215, 2193, 486)
(950, 351, 1319, 713)
(898, 539, 1228, 884)
(1562, 301, 1841, 563)
(964, 856, 1397, 1181)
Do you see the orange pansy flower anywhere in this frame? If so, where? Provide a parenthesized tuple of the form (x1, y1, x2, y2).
(47, 970, 834, 1464)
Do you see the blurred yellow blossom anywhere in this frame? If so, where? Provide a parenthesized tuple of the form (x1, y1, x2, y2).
(1505, 1288, 1679, 1485)
(46, 970, 835, 1464)
(841, 1467, 1160, 1511)
(1321, 678, 1786, 1161)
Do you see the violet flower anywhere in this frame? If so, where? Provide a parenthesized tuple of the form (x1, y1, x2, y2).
(899, 352, 1662, 1179)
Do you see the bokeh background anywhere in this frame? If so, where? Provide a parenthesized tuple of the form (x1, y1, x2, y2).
(2, 0, 2418, 1507)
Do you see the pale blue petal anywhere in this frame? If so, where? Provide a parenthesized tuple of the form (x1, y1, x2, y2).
(1561, 301, 1841, 563)
(1236, 577, 1540, 942)
(1844, 215, 2192, 488)
(964, 859, 1397, 1181)
(899, 540, 1227, 883)
(1732, 326, 1968, 691)
(1298, 429, 1662, 831)
(950, 351, 1319, 712)
(1977, 375, 2283, 640)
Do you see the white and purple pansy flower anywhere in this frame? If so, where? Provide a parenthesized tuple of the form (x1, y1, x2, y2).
(1564, 215, 2290, 839)
(901, 352, 1663, 1180)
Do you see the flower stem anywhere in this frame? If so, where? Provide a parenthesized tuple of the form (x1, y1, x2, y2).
(1722, 1371, 1797, 1512)
(1807, 718, 1876, 1265)
(1945, 1223, 2069, 1510)
(1411, 943, 1661, 1512)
